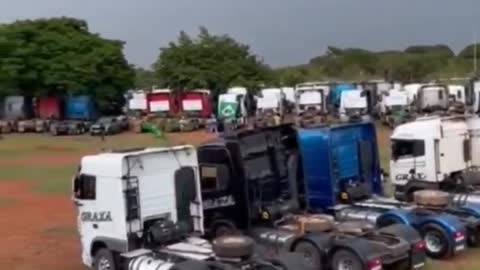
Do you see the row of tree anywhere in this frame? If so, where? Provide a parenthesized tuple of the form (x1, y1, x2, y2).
(276, 44, 480, 86)
(2, 17, 480, 113)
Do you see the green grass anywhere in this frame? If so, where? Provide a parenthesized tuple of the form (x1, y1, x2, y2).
(0, 133, 166, 195)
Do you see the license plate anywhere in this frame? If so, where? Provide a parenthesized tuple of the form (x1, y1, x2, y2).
(455, 245, 465, 252)
(413, 262, 425, 269)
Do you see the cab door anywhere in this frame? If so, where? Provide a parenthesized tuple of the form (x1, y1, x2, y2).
(73, 174, 99, 266)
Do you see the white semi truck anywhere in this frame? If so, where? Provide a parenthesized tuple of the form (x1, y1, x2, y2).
(73, 146, 305, 270)
(390, 115, 480, 204)
(294, 82, 330, 126)
(339, 89, 371, 123)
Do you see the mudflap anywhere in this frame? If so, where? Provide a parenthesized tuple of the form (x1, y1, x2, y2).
(378, 224, 426, 269)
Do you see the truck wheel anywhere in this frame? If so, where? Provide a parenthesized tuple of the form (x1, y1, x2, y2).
(421, 224, 450, 259)
(467, 228, 480, 247)
(331, 250, 364, 270)
(212, 235, 255, 258)
(293, 241, 322, 270)
(93, 248, 116, 270)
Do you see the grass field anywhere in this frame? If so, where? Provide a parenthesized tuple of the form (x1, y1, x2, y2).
(0, 128, 479, 270)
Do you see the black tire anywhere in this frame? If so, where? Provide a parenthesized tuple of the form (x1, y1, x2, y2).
(93, 248, 116, 270)
(293, 241, 322, 270)
(421, 224, 451, 259)
(467, 227, 480, 247)
(212, 235, 255, 258)
(331, 249, 365, 270)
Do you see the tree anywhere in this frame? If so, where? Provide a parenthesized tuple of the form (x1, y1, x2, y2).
(154, 27, 272, 96)
(0, 17, 134, 114)
(405, 45, 454, 58)
(135, 67, 162, 89)
(458, 43, 480, 59)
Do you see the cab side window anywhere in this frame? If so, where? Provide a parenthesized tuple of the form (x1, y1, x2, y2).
(74, 174, 96, 200)
(198, 148, 231, 192)
(392, 139, 425, 160)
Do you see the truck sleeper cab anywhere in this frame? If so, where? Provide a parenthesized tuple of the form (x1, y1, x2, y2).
(294, 82, 330, 127)
(297, 122, 474, 259)
(391, 116, 480, 201)
(198, 126, 425, 270)
(73, 146, 302, 270)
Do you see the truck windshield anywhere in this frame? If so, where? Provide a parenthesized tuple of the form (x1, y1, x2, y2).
(391, 139, 425, 160)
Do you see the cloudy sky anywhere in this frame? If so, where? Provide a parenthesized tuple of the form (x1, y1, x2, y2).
(1, 0, 479, 68)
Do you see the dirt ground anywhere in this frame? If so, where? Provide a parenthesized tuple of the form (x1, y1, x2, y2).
(0, 128, 479, 270)
(0, 130, 215, 270)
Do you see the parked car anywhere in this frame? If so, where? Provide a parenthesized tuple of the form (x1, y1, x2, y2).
(115, 115, 129, 131)
(50, 120, 88, 136)
(89, 116, 123, 136)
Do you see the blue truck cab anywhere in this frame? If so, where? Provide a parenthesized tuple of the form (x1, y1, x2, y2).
(330, 83, 356, 108)
(297, 122, 471, 259)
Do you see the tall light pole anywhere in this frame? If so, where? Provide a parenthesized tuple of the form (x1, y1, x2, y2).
(474, 30, 477, 74)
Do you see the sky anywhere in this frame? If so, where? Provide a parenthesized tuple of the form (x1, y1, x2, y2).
(1, 0, 480, 68)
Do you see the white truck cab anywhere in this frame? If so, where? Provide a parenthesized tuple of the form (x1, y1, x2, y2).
(380, 89, 410, 114)
(339, 89, 370, 122)
(448, 85, 466, 105)
(416, 84, 449, 113)
(390, 116, 473, 200)
(294, 82, 330, 126)
(74, 146, 210, 270)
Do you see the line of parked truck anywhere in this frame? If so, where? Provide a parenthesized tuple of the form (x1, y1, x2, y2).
(128, 78, 480, 134)
(73, 83, 480, 270)
(0, 95, 132, 136)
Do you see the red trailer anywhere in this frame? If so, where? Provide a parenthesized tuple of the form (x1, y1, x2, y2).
(146, 89, 179, 116)
(36, 97, 61, 119)
(180, 89, 213, 123)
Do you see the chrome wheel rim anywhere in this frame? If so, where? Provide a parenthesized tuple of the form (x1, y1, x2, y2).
(98, 257, 111, 270)
(425, 231, 442, 253)
(338, 258, 354, 270)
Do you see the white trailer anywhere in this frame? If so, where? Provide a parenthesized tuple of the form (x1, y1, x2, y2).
(74, 146, 296, 270)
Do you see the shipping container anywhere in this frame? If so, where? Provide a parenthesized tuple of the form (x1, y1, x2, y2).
(65, 96, 97, 120)
(2, 96, 34, 120)
(36, 97, 62, 119)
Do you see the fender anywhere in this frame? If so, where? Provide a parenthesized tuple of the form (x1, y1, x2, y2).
(456, 203, 480, 218)
(377, 223, 423, 245)
(415, 213, 465, 237)
(91, 237, 128, 254)
(377, 209, 413, 227)
(290, 233, 331, 259)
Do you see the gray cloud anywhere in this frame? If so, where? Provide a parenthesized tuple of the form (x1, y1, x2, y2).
(1, 0, 480, 68)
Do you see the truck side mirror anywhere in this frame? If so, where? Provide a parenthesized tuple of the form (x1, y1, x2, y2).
(175, 167, 197, 203)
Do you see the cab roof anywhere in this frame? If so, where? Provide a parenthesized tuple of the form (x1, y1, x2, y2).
(391, 115, 468, 140)
(80, 145, 196, 178)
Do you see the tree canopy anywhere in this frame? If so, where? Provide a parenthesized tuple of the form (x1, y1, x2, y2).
(282, 44, 477, 83)
(0, 17, 134, 114)
(153, 27, 272, 96)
